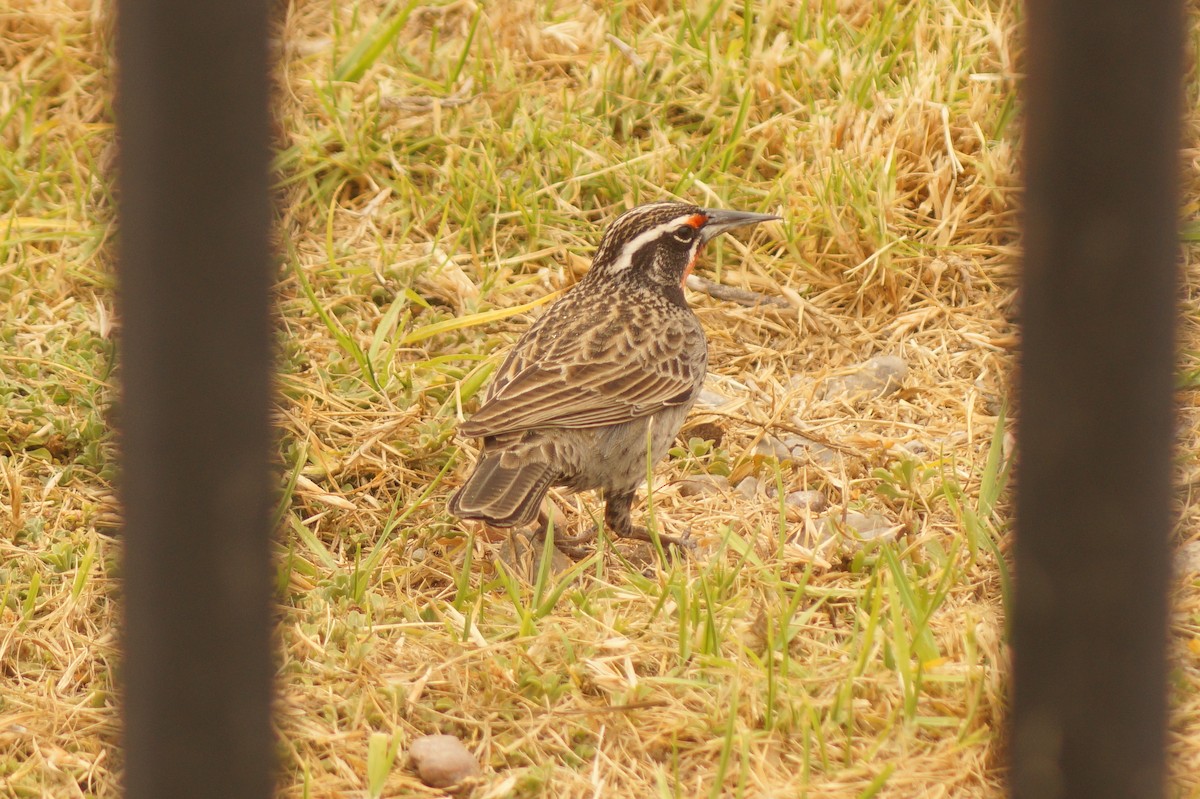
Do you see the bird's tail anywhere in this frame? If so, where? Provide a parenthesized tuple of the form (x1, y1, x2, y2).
(448, 454, 555, 529)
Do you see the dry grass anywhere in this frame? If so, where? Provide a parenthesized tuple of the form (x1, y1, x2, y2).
(2, 0, 1199, 796)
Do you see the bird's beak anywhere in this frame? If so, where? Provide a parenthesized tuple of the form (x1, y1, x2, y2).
(699, 208, 781, 244)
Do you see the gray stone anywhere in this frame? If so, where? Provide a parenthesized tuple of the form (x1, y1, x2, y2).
(734, 476, 760, 499)
(754, 435, 839, 467)
(782, 436, 839, 467)
(820, 355, 908, 400)
(696, 388, 734, 409)
(752, 436, 794, 461)
(408, 734, 481, 789)
(816, 511, 898, 548)
(1175, 541, 1200, 576)
(784, 490, 828, 512)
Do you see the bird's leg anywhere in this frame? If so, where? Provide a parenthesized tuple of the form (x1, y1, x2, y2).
(604, 490, 693, 554)
(539, 504, 598, 559)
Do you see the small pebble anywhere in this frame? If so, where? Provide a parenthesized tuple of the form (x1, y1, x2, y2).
(677, 474, 730, 497)
(816, 511, 897, 548)
(735, 476, 760, 499)
(1175, 541, 1200, 576)
(783, 436, 839, 467)
(752, 436, 793, 461)
(752, 435, 838, 467)
(696, 388, 734, 409)
(408, 734, 481, 789)
(784, 490, 828, 512)
(820, 355, 908, 400)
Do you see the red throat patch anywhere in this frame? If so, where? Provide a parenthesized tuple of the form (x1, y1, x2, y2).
(681, 213, 708, 287)
(681, 252, 699, 287)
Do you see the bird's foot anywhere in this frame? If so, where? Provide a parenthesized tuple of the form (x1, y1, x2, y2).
(620, 525, 696, 558)
(543, 525, 598, 560)
(496, 527, 572, 581)
(541, 523, 696, 561)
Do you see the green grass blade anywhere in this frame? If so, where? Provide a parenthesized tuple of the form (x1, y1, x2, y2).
(333, 0, 420, 82)
(398, 291, 562, 346)
(978, 402, 1009, 519)
(289, 513, 338, 571)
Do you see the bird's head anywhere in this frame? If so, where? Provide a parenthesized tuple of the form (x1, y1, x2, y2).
(585, 201, 779, 301)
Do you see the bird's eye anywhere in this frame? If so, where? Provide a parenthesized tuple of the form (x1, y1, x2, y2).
(672, 226, 696, 244)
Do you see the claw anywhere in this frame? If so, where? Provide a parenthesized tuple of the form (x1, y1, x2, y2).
(550, 525, 599, 560)
(544, 521, 696, 561)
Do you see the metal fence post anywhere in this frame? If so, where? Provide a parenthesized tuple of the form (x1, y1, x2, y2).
(1014, 1, 1182, 797)
(115, 0, 275, 796)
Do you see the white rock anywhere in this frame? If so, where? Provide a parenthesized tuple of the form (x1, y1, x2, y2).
(783, 436, 839, 467)
(752, 436, 794, 461)
(408, 734, 481, 789)
(1175, 541, 1200, 575)
(820, 355, 908, 400)
(784, 490, 828, 512)
(816, 511, 898, 548)
(752, 435, 839, 467)
(696, 388, 734, 409)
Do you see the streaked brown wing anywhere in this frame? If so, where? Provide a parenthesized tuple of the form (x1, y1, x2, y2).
(460, 307, 703, 438)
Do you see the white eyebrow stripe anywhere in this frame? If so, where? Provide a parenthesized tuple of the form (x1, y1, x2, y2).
(606, 215, 697, 273)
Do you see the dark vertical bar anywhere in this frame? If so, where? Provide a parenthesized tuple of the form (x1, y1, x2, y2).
(115, 0, 274, 797)
(1014, 1, 1181, 798)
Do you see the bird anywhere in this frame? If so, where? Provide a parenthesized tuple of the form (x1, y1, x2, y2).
(449, 201, 779, 553)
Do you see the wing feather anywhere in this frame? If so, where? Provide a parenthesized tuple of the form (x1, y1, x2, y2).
(461, 292, 705, 438)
